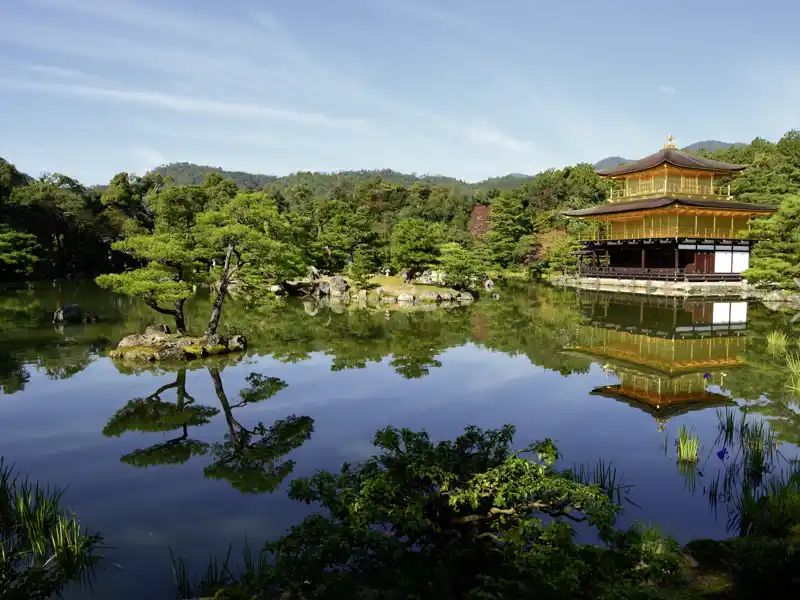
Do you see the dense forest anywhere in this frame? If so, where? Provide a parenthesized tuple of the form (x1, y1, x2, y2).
(1, 130, 798, 289)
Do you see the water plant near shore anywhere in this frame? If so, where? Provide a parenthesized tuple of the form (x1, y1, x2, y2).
(766, 330, 789, 356)
(0, 458, 102, 599)
(677, 425, 700, 462)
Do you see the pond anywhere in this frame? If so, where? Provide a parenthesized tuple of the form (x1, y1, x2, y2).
(1, 281, 799, 599)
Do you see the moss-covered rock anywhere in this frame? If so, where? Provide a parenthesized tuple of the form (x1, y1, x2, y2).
(110, 332, 247, 362)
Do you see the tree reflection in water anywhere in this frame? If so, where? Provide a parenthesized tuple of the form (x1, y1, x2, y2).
(102, 365, 313, 494)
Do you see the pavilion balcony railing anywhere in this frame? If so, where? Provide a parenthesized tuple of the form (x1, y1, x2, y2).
(609, 181, 732, 202)
(577, 266, 743, 282)
(578, 226, 750, 242)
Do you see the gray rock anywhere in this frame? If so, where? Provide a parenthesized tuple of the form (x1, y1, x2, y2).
(303, 266, 321, 283)
(303, 300, 320, 316)
(429, 270, 446, 284)
(418, 291, 440, 303)
(458, 292, 474, 304)
(145, 324, 172, 336)
(268, 284, 284, 294)
(491, 293, 501, 300)
(227, 335, 247, 352)
(438, 292, 453, 302)
(397, 292, 415, 303)
(53, 304, 84, 324)
(357, 289, 368, 300)
(415, 271, 434, 285)
(313, 281, 331, 297)
(340, 291, 351, 303)
(375, 286, 384, 298)
(381, 295, 398, 304)
(329, 275, 349, 296)
(484, 279, 495, 291)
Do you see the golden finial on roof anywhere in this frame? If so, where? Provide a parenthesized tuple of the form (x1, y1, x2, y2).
(663, 134, 677, 150)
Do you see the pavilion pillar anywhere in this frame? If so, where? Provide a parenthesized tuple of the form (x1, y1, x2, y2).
(641, 247, 646, 269)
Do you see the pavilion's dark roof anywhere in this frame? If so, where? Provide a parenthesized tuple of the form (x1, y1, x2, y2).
(590, 386, 736, 419)
(563, 196, 778, 217)
(595, 148, 746, 177)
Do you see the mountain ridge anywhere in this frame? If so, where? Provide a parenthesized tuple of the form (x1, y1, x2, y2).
(592, 140, 746, 172)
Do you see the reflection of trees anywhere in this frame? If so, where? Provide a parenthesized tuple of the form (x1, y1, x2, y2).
(204, 368, 313, 494)
(102, 366, 314, 494)
(0, 351, 28, 395)
(721, 306, 800, 447)
(103, 369, 217, 467)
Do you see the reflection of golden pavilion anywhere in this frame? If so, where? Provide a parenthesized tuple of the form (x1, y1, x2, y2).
(566, 294, 744, 427)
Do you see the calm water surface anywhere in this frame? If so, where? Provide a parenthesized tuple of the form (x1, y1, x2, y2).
(1, 282, 799, 599)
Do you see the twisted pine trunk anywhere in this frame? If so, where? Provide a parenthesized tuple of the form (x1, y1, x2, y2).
(205, 244, 235, 338)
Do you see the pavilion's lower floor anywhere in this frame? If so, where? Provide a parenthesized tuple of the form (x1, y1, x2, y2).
(576, 239, 752, 282)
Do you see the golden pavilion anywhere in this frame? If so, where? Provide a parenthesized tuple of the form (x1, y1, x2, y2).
(564, 137, 777, 281)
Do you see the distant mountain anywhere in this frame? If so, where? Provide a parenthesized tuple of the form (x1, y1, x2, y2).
(593, 140, 746, 171)
(681, 140, 746, 154)
(593, 156, 632, 171)
(152, 164, 480, 194)
(153, 162, 279, 188)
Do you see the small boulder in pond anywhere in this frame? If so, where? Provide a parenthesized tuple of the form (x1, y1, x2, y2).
(53, 304, 99, 324)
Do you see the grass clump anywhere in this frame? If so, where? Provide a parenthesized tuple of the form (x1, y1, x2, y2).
(766, 330, 789, 356)
(677, 425, 700, 463)
(0, 458, 102, 599)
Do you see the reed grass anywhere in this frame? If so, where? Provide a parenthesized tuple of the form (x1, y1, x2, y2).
(766, 330, 789, 356)
(0, 458, 102, 598)
(785, 352, 800, 394)
(676, 425, 700, 463)
(572, 459, 633, 505)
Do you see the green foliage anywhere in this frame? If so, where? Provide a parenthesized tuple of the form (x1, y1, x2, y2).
(744, 195, 800, 289)
(186, 425, 704, 600)
(439, 241, 486, 289)
(390, 218, 442, 278)
(348, 245, 378, 289)
(0, 229, 41, 277)
(0, 459, 102, 599)
(485, 190, 530, 267)
(544, 234, 581, 276)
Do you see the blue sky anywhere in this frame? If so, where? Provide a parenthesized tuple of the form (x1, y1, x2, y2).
(1, 0, 798, 184)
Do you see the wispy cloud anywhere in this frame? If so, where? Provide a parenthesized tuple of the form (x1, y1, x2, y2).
(367, 0, 480, 33)
(659, 85, 676, 95)
(131, 146, 166, 173)
(27, 65, 88, 79)
(465, 124, 536, 153)
(0, 78, 365, 128)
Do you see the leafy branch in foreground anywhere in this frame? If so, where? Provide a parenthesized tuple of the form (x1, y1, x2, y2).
(0, 458, 102, 600)
(183, 425, 695, 600)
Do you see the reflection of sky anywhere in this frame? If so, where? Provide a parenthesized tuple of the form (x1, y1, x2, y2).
(0, 345, 795, 599)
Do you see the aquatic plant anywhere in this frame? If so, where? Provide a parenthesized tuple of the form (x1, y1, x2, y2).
(709, 410, 797, 536)
(766, 330, 789, 356)
(0, 458, 102, 599)
(572, 458, 633, 504)
(785, 352, 800, 394)
(676, 425, 700, 463)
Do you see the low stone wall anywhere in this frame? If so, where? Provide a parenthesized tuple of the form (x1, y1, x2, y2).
(551, 275, 800, 307)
